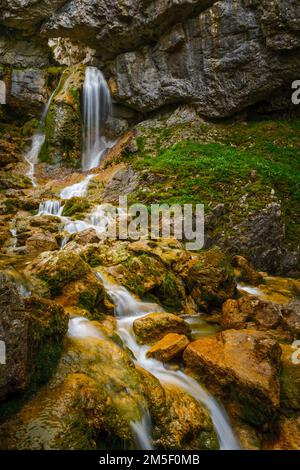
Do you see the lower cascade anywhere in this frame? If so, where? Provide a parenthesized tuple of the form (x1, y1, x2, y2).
(97, 274, 241, 450)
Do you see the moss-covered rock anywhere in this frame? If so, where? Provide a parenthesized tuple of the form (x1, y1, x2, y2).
(175, 247, 237, 311)
(43, 65, 85, 168)
(62, 197, 90, 218)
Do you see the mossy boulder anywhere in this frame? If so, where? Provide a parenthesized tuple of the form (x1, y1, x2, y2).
(25, 250, 111, 316)
(279, 343, 300, 411)
(0, 337, 148, 450)
(0, 273, 67, 402)
(109, 252, 186, 312)
(175, 247, 237, 311)
(184, 329, 282, 429)
(133, 312, 191, 345)
(43, 65, 85, 168)
(62, 197, 90, 218)
(25, 251, 91, 297)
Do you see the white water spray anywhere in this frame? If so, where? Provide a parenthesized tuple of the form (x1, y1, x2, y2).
(82, 67, 113, 171)
(24, 76, 63, 186)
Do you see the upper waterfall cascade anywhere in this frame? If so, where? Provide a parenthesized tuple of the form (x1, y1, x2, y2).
(82, 66, 113, 171)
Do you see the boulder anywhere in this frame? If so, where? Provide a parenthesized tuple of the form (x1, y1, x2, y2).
(221, 296, 300, 340)
(232, 255, 264, 286)
(146, 333, 189, 362)
(25, 230, 59, 255)
(133, 312, 190, 345)
(175, 247, 236, 311)
(184, 329, 282, 427)
(279, 343, 300, 411)
(0, 273, 68, 401)
(268, 415, 300, 450)
(222, 297, 282, 330)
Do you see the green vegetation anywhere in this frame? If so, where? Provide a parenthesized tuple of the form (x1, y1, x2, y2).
(62, 197, 90, 219)
(126, 119, 300, 248)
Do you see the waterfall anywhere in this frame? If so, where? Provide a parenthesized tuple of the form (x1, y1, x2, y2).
(38, 200, 64, 216)
(82, 66, 113, 171)
(24, 75, 63, 186)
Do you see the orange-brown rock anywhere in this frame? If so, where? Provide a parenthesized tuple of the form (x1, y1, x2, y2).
(184, 329, 282, 427)
(232, 255, 264, 285)
(222, 296, 282, 330)
(133, 312, 190, 344)
(146, 333, 189, 362)
(279, 343, 300, 410)
(268, 415, 300, 450)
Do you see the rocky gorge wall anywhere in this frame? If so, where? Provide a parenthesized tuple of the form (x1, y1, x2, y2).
(0, 0, 300, 122)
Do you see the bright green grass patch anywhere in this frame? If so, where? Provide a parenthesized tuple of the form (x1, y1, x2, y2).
(126, 119, 300, 248)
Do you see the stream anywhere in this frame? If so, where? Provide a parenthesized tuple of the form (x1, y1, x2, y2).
(15, 65, 244, 450)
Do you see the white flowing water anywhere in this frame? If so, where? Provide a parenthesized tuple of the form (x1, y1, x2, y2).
(38, 200, 64, 216)
(237, 283, 262, 297)
(24, 76, 63, 186)
(68, 316, 105, 339)
(60, 174, 94, 199)
(98, 274, 241, 451)
(24, 133, 45, 186)
(82, 67, 113, 171)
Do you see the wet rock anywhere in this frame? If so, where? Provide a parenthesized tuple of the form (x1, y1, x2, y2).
(279, 343, 300, 411)
(222, 297, 282, 330)
(44, 65, 85, 168)
(25, 230, 59, 255)
(138, 367, 218, 450)
(146, 333, 189, 362)
(0, 337, 149, 449)
(175, 247, 236, 311)
(133, 312, 190, 345)
(109, 250, 187, 312)
(158, 384, 218, 450)
(0, 273, 67, 401)
(184, 329, 282, 427)
(232, 255, 264, 286)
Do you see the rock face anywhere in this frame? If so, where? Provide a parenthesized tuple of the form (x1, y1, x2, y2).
(43, 65, 85, 168)
(1, 1, 300, 119)
(0, 273, 30, 400)
(184, 329, 282, 427)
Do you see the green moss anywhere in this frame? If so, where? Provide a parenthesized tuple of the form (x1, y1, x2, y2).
(62, 197, 90, 218)
(124, 119, 300, 251)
